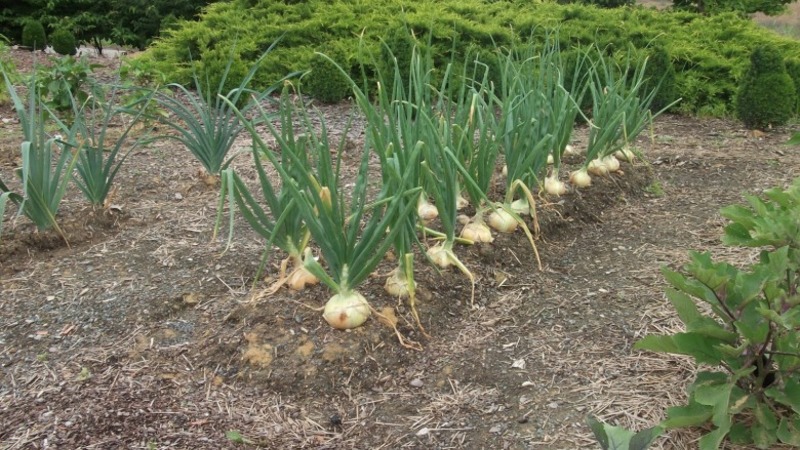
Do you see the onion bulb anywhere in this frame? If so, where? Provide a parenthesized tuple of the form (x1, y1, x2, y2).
(384, 268, 413, 297)
(569, 168, 592, 188)
(287, 266, 319, 290)
(501, 164, 508, 177)
(427, 244, 452, 268)
(461, 220, 494, 243)
(510, 198, 529, 215)
(602, 155, 620, 172)
(547, 154, 554, 165)
(615, 147, 635, 162)
(417, 196, 438, 223)
(544, 175, 567, 196)
(564, 144, 579, 156)
(323, 291, 371, 329)
(488, 209, 518, 233)
(456, 194, 469, 210)
(587, 158, 609, 176)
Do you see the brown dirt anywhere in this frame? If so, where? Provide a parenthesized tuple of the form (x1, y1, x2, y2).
(2, 49, 800, 450)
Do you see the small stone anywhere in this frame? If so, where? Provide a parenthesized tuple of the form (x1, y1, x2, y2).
(416, 427, 429, 436)
(548, 402, 559, 409)
(489, 424, 503, 433)
(174, 193, 183, 200)
(410, 378, 424, 388)
(517, 416, 529, 424)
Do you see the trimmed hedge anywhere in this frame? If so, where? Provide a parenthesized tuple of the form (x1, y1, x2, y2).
(736, 46, 796, 129)
(142, 0, 800, 117)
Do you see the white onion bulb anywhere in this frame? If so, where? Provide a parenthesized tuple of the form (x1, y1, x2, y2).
(569, 168, 592, 188)
(510, 198, 529, 215)
(461, 220, 494, 243)
(426, 244, 451, 268)
(323, 291, 371, 329)
(615, 147, 636, 162)
(488, 209, 518, 233)
(602, 155, 620, 172)
(587, 158, 609, 176)
(384, 269, 412, 298)
(544, 175, 567, 196)
(417, 197, 438, 223)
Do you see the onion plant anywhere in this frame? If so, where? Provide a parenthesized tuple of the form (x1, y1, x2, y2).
(486, 41, 552, 270)
(70, 83, 155, 207)
(216, 87, 317, 293)
(151, 40, 285, 177)
(223, 88, 420, 330)
(3, 66, 77, 244)
(456, 59, 500, 244)
(572, 46, 676, 187)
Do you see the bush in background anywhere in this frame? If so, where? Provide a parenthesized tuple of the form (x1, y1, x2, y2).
(736, 45, 796, 129)
(785, 58, 800, 115)
(50, 28, 77, 56)
(21, 20, 46, 50)
(140, 0, 800, 118)
(303, 41, 352, 104)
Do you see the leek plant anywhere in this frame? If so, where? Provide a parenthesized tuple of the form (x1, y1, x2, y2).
(151, 40, 284, 177)
(3, 67, 77, 244)
(216, 86, 318, 293)
(0, 179, 22, 241)
(223, 89, 420, 330)
(71, 83, 155, 207)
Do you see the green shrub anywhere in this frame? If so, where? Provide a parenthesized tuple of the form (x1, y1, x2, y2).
(642, 45, 678, 112)
(141, 0, 800, 116)
(636, 178, 800, 448)
(21, 20, 46, 50)
(50, 28, 77, 56)
(785, 58, 800, 115)
(303, 41, 352, 103)
(736, 45, 796, 129)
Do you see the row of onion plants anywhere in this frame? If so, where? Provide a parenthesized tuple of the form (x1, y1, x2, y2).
(218, 36, 674, 331)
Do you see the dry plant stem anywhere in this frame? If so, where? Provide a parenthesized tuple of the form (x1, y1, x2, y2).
(428, 244, 476, 308)
(403, 253, 429, 339)
(371, 305, 423, 351)
(505, 180, 543, 271)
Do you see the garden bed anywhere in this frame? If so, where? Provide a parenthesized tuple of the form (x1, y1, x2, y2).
(1, 49, 799, 449)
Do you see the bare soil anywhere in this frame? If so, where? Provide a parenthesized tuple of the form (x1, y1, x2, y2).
(1, 48, 800, 450)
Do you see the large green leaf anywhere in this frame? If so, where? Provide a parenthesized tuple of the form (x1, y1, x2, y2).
(662, 401, 713, 428)
(587, 416, 663, 450)
(777, 417, 800, 445)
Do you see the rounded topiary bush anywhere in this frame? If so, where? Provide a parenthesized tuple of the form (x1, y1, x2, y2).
(21, 20, 46, 51)
(50, 28, 77, 56)
(303, 42, 352, 104)
(736, 46, 796, 130)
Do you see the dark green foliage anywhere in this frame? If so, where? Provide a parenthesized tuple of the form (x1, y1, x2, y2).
(49, 28, 77, 55)
(21, 20, 46, 50)
(303, 42, 352, 104)
(673, 0, 793, 16)
(141, 0, 800, 116)
(785, 59, 800, 115)
(736, 46, 796, 130)
(636, 178, 800, 448)
(642, 45, 678, 112)
(557, 0, 634, 8)
(1, 0, 212, 51)
(35, 56, 99, 119)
